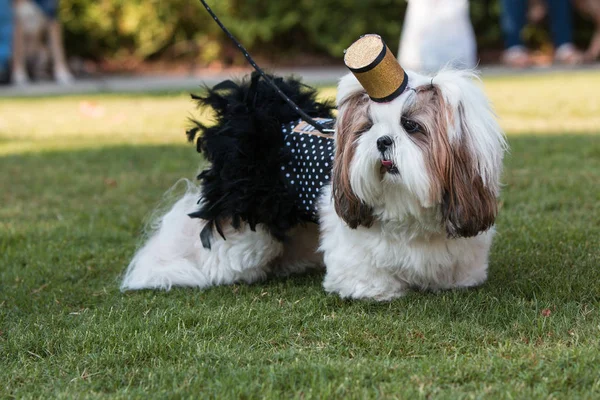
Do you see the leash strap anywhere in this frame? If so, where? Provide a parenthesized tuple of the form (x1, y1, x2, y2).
(198, 0, 334, 134)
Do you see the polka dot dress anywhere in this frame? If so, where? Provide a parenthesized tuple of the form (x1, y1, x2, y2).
(280, 119, 335, 223)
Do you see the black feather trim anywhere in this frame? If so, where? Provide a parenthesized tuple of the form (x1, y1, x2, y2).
(187, 72, 335, 248)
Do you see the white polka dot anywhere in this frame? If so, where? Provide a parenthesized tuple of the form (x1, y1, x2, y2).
(325, 175, 329, 180)
(286, 173, 290, 177)
(291, 180, 294, 184)
(286, 142, 290, 146)
(324, 162, 329, 167)
(281, 166, 285, 170)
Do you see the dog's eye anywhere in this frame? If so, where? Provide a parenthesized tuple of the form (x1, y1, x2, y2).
(401, 117, 422, 134)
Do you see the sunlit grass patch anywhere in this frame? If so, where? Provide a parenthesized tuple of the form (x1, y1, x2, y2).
(1, 70, 599, 156)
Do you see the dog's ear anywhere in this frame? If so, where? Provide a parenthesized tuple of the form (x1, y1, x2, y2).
(441, 103, 498, 238)
(332, 76, 374, 229)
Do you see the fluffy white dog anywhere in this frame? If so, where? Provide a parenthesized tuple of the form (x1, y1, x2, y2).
(121, 69, 507, 301)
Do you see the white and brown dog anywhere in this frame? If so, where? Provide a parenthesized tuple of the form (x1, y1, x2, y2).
(11, 0, 72, 84)
(121, 67, 507, 301)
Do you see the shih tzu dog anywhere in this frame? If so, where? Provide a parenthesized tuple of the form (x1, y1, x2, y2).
(121, 37, 506, 301)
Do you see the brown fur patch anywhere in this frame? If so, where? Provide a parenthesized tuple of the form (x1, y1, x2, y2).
(332, 91, 374, 229)
(407, 87, 497, 237)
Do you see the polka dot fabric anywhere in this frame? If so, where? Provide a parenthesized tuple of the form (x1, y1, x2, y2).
(280, 119, 335, 223)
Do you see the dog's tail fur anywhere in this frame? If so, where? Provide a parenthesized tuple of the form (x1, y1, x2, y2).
(186, 72, 335, 249)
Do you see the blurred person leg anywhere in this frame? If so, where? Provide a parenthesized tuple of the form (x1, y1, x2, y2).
(0, 0, 11, 83)
(48, 19, 71, 82)
(547, 0, 583, 64)
(33, 0, 72, 83)
(500, 0, 532, 67)
(573, 0, 600, 61)
(528, 0, 547, 23)
(11, 0, 29, 84)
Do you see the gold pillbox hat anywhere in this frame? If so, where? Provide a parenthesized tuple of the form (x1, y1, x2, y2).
(344, 34, 408, 103)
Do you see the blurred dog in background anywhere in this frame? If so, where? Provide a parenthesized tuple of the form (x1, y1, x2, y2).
(12, 0, 73, 84)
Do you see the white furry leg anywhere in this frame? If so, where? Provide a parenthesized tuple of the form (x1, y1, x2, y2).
(444, 231, 494, 290)
(454, 263, 488, 289)
(318, 188, 408, 301)
(322, 253, 408, 301)
(450, 237, 491, 289)
(121, 183, 283, 291)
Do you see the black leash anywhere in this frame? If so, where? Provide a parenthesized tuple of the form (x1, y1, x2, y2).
(197, 0, 334, 134)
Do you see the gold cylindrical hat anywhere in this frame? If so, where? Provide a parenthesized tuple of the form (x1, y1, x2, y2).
(344, 34, 408, 103)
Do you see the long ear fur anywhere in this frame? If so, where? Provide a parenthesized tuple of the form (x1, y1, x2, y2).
(332, 78, 374, 229)
(442, 104, 499, 238)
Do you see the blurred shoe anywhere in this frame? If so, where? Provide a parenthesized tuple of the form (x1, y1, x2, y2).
(554, 43, 583, 65)
(11, 67, 30, 85)
(501, 46, 532, 68)
(54, 67, 74, 85)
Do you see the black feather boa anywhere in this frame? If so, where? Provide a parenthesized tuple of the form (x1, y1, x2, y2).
(186, 72, 335, 249)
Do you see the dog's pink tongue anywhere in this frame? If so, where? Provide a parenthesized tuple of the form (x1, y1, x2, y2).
(381, 160, 394, 168)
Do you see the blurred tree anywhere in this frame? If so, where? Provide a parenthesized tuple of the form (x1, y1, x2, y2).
(58, 0, 407, 65)
(58, 0, 593, 67)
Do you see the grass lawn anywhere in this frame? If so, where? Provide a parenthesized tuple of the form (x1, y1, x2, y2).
(1, 71, 600, 398)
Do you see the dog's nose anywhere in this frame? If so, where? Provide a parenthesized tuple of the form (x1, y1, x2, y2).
(377, 136, 393, 152)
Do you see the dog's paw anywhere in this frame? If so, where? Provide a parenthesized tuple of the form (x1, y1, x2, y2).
(323, 271, 407, 301)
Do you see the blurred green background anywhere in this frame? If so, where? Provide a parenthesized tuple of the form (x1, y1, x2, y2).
(59, 0, 595, 67)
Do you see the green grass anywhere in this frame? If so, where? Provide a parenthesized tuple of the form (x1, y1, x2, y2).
(1, 71, 600, 399)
